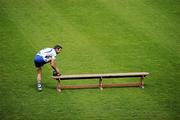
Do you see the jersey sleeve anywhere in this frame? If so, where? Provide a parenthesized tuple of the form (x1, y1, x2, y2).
(51, 50, 57, 60)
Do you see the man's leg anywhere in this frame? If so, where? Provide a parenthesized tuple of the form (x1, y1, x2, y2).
(37, 67, 43, 91)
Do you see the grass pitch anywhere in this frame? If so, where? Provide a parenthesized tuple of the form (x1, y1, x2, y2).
(0, 0, 179, 120)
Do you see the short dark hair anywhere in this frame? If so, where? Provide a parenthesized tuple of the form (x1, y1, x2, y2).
(54, 44, 62, 49)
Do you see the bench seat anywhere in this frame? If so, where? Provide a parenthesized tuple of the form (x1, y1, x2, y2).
(52, 72, 149, 92)
(53, 72, 149, 80)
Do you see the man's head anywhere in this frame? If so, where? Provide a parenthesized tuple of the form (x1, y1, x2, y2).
(54, 44, 62, 54)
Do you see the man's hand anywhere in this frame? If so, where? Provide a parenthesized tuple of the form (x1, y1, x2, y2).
(57, 73, 61, 76)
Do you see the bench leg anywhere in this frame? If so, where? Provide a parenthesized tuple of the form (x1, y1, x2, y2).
(99, 77, 103, 91)
(56, 79, 62, 92)
(140, 76, 144, 88)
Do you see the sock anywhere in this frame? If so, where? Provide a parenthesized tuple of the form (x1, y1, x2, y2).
(37, 80, 42, 84)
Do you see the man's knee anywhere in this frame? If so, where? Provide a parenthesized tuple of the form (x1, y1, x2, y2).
(37, 67, 42, 72)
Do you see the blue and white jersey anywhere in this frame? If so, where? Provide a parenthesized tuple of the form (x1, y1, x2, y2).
(36, 48, 56, 62)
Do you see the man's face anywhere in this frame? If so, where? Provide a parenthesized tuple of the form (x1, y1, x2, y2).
(56, 48, 62, 54)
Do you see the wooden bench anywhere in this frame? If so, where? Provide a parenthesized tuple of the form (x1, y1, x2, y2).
(52, 72, 149, 92)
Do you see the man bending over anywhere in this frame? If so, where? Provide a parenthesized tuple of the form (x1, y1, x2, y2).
(34, 44, 62, 91)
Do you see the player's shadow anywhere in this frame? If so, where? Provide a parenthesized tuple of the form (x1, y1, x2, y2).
(44, 83, 56, 90)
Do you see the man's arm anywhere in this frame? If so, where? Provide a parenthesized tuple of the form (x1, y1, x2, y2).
(50, 59, 61, 75)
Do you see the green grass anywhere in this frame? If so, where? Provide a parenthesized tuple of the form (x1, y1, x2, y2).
(0, 0, 179, 120)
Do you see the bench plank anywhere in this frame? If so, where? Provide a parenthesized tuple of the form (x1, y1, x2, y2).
(53, 72, 149, 80)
